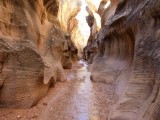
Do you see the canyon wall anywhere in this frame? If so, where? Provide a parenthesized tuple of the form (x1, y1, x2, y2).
(58, 0, 87, 58)
(85, 0, 160, 120)
(83, 6, 99, 64)
(0, 0, 80, 108)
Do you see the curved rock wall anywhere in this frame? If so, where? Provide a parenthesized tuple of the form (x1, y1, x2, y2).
(0, 0, 79, 108)
(83, 6, 100, 64)
(84, 0, 160, 120)
(109, 1, 160, 120)
(58, 0, 87, 58)
(58, 0, 81, 32)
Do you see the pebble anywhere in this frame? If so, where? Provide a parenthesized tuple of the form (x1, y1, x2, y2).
(17, 115, 21, 118)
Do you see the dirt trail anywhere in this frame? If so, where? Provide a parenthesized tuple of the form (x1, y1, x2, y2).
(0, 60, 115, 120)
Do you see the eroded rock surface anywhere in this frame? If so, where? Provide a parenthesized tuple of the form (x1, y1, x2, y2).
(0, 61, 116, 120)
(58, 0, 86, 58)
(85, 0, 160, 120)
(83, 6, 100, 64)
(0, 0, 80, 108)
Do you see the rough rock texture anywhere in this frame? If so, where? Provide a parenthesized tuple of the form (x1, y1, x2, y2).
(71, 24, 87, 58)
(0, 0, 80, 108)
(61, 35, 78, 69)
(83, 7, 99, 64)
(99, 0, 119, 26)
(69, 18, 85, 58)
(85, 0, 160, 120)
(0, 61, 116, 120)
(85, 0, 101, 13)
(58, 0, 85, 58)
(58, 0, 81, 32)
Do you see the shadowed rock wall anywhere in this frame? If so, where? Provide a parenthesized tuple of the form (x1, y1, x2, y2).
(84, 0, 160, 120)
(83, 6, 100, 64)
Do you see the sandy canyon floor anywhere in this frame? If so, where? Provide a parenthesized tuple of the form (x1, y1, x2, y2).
(0, 61, 115, 120)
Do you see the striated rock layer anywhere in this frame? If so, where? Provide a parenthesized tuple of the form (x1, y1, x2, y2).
(84, 0, 160, 120)
(83, 6, 100, 64)
(0, 0, 80, 108)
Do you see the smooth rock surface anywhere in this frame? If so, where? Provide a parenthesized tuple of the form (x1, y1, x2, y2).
(84, 0, 160, 120)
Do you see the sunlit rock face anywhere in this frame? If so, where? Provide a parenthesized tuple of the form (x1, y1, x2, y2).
(83, 7, 99, 64)
(85, 0, 160, 120)
(58, 0, 87, 58)
(58, 0, 81, 32)
(85, 0, 102, 12)
(98, 0, 119, 26)
(0, 0, 79, 108)
(82, 0, 102, 64)
(70, 24, 86, 57)
(68, 16, 87, 58)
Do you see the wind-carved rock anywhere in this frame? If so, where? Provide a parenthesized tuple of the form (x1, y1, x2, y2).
(83, 6, 99, 64)
(108, 1, 160, 120)
(85, 0, 160, 120)
(0, 0, 80, 108)
(58, 0, 84, 58)
(61, 35, 78, 69)
(69, 18, 86, 58)
(58, 0, 81, 32)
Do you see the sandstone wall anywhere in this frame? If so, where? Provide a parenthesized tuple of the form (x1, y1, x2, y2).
(0, 0, 79, 108)
(84, 0, 160, 120)
(83, 6, 100, 64)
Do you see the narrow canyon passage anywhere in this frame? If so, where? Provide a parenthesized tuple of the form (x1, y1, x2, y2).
(0, 61, 115, 120)
(0, 0, 160, 120)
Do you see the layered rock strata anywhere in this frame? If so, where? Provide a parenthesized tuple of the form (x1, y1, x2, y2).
(0, 0, 80, 108)
(84, 0, 160, 120)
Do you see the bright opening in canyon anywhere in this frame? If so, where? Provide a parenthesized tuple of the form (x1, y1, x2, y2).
(0, 0, 160, 120)
(75, 0, 102, 57)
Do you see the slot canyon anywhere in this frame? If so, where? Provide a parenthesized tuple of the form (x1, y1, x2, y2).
(0, 0, 160, 120)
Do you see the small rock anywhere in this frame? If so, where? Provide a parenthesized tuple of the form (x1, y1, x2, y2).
(43, 102, 47, 106)
(32, 115, 37, 118)
(17, 115, 21, 118)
